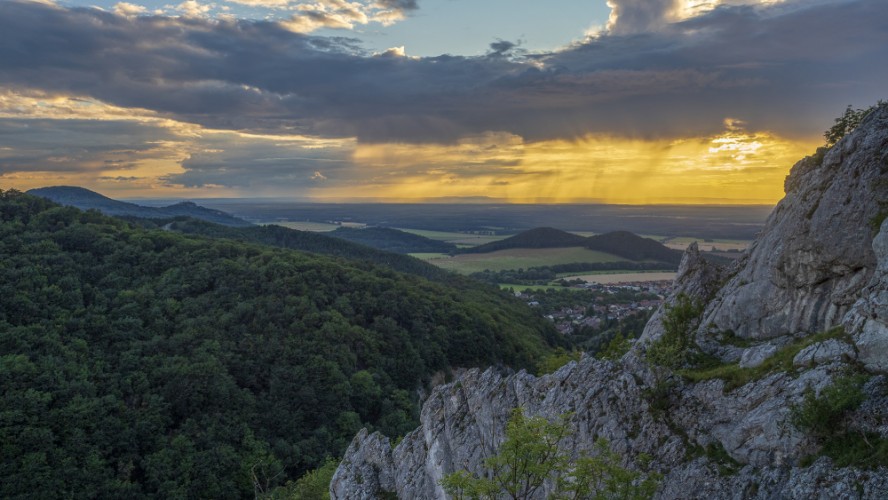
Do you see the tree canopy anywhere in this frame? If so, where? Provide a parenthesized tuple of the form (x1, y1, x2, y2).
(0, 189, 560, 498)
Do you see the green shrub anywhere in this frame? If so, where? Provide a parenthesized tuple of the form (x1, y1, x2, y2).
(790, 374, 888, 468)
(824, 101, 885, 146)
(790, 374, 867, 439)
(597, 332, 632, 361)
(678, 327, 848, 391)
(646, 294, 703, 371)
(440, 409, 659, 500)
(537, 348, 583, 375)
(262, 458, 338, 499)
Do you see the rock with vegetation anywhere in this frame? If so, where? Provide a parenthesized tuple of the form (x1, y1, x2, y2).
(332, 104, 888, 499)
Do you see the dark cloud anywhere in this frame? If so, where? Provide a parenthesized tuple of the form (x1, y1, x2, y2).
(488, 39, 518, 57)
(377, 0, 419, 12)
(0, 0, 886, 144)
(0, 119, 176, 173)
(157, 129, 358, 189)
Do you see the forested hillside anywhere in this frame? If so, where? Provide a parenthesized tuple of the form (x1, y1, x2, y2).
(0, 190, 559, 498)
(585, 231, 681, 264)
(328, 226, 458, 254)
(153, 218, 453, 282)
(459, 227, 588, 254)
(28, 186, 253, 227)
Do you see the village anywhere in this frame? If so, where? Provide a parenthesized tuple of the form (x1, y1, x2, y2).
(515, 280, 675, 337)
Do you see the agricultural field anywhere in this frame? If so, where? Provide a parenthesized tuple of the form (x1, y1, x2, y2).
(415, 247, 624, 274)
(399, 229, 509, 247)
(662, 236, 750, 252)
(269, 221, 341, 231)
(267, 221, 368, 232)
(563, 271, 677, 284)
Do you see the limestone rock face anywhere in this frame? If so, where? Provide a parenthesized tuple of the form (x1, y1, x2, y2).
(701, 107, 888, 339)
(640, 241, 725, 343)
(330, 429, 396, 500)
(331, 106, 888, 499)
(844, 217, 888, 371)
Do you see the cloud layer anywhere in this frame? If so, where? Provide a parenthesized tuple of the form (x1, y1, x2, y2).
(1, 0, 885, 143)
(0, 0, 885, 199)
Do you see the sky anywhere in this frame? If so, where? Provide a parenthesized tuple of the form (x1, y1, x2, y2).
(0, 0, 885, 204)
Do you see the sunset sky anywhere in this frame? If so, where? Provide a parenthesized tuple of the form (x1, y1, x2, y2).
(1, 0, 885, 203)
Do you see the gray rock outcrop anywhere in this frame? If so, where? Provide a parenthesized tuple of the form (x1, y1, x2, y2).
(640, 241, 724, 344)
(700, 108, 888, 339)
(332, 105, 888, 499)
(843, 217, 888, 372)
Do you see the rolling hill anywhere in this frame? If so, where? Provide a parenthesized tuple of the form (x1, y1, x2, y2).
(458, 227, 589, 254)
(328, 226, 458, 254)
(159, 218, 455, 282)
(585, 231, 682, 264)
(27, 186, 252, 227)
(459, 227, 681, 266)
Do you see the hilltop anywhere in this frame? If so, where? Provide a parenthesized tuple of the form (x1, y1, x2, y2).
(157, 218, 454, 283)
(27, 186, 253, 227)
(459, 227, 681, 266)
(328, 226, 458, 254)
(585, 231, 682, 265)
(459, 227, 590, 254)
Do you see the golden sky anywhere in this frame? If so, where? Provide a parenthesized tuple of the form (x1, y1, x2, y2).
(1, 91, 815, 203)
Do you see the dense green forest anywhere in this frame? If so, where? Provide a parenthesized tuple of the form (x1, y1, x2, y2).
(147, 218, 455, 283)
(0, 190, 561, 498)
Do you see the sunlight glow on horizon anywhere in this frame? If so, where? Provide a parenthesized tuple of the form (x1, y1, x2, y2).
(0, 90, 818, 204)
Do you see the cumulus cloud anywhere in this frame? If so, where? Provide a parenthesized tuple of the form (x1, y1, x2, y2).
(0, 0, 886, 146)
(605, 0, 682, 35)
(232, 0, 416, 33)
(176, 0, 212, 17)
(113, 2, 147, 17)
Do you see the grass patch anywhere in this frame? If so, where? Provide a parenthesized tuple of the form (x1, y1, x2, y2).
(686, 441, 742, 476)
(498, 283, 584, 292)
(716, 329, 755, 348)
(679, 327, 848, 391)
(427, 247, 625, 274)
(265, 221, 340, 232)
(408, 252, 451, 259)
(398, 229, 508, 247)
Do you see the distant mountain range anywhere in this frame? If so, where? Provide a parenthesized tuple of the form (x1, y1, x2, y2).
(462, 227, 682, 265)
(27, 186, 253, 227)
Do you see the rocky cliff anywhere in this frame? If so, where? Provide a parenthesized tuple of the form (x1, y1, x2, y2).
(331, 105, 888, 499)
(700, 108, 888, 339)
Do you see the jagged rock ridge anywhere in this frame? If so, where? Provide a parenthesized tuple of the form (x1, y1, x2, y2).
(331, 106, 888, 499)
